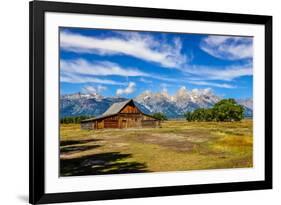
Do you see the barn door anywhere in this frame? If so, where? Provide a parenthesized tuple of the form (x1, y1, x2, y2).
(104, 119, 118, 128)
(122, 120, 127, 128)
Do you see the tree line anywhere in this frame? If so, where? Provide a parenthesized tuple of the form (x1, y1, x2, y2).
(60, 115, 94, 124)
(184, 99, 244, 122)
(151, 99, 244, 122)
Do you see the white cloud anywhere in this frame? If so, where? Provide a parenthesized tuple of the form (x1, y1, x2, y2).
(61, 59, 147, 77)
(60, 31, 187, 68)
(186, 64, 252, 81)
(116, 82, 136, 95)
(82, 85, 107, 94)
(60, 58, 185, 85)
(189, 80, 236, 88)
(60, 32, 253, 88)
(82, 86, 97, 94)
(160, 83, 170, 92)
(60, 58, 251, 88)
(139, 77, 152, 84)
(60, 72, 124, 85)
(200, 36, 253, 60)
(191, 88, 214, 95)
(97, 85, 107, 92)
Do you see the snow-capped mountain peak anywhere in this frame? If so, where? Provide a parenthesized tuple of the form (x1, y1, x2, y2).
(61, 92, 104, 101)
(60, 89, 252, 119)
(134, 87, 221, 117)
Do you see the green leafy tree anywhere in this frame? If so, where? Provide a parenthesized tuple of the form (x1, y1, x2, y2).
(204, 108, 214, 121)
(212, 99, 244, 121)
(184, 111, 192, 121)
(191, 108, 207, 121)
(184, 99, 244, 122)
(152, 112, 168, 121)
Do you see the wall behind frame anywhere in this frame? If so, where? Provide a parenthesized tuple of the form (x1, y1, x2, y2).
(0, 0, 279, 205)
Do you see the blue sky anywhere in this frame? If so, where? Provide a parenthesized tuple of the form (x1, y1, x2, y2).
(60, 27, 253, 99)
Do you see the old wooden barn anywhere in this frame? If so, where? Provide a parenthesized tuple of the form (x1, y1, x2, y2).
(81, 99, 160, 130)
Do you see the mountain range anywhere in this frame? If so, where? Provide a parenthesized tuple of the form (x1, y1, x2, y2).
(60, 88, 253, 118)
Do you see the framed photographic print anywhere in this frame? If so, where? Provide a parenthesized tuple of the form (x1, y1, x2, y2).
(29, 0, 272, 204)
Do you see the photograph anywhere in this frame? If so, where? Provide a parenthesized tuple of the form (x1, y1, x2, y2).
(28, 1, 272, 203)
(59, 27, 254, 177)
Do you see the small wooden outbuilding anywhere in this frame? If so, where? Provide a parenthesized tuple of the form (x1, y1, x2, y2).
(81, 99, 160, 130)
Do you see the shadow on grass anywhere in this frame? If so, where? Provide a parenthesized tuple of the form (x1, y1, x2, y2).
(60, 145, 102, 154)
(60, 152, 148, 176)
(60, 138, 101, 146)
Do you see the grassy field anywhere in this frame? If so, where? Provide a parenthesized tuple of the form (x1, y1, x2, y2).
(60, 120, 253, 176)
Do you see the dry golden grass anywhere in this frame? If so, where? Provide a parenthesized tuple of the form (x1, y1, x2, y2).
(60, 120, 253, 176)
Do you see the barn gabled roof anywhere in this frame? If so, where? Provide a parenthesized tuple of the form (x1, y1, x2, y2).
(102, 99, 132, 116)
(81, 99, 140, 122)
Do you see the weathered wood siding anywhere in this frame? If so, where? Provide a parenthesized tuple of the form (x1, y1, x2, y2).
(97, 120, 103, 129)
(81, 102, 160, 130)
(104, 119, 118, 128)
(142, 115, 157, 120)
(80, 122, 92, 130)
(118, 114, 142, 128)
(141, 120, 157, 128)
(120, 104, 140, 114)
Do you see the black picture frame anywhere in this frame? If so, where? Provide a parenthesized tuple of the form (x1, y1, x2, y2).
(29, 0, 272, 204)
